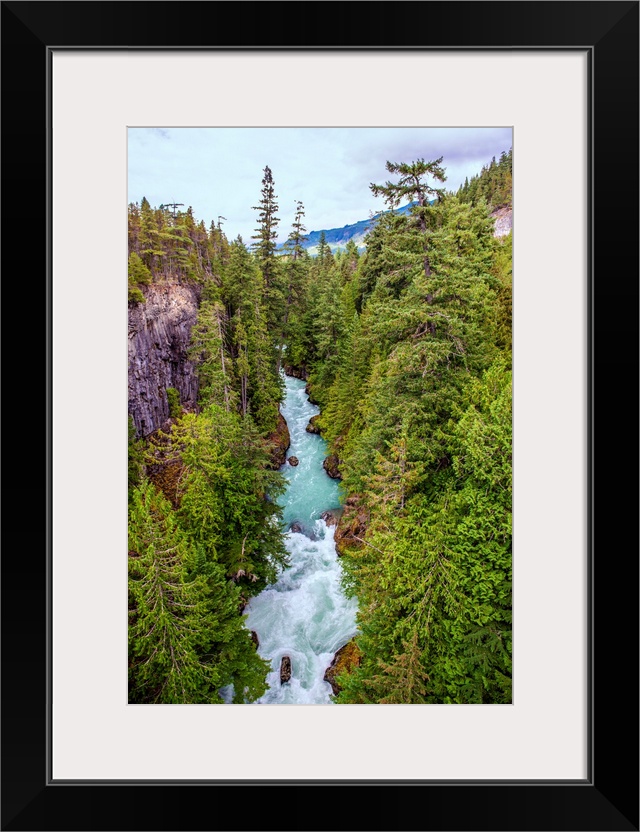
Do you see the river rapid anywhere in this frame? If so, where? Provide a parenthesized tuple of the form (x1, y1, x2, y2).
(243, 374, 358, 704)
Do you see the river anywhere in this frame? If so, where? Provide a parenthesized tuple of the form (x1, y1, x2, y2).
(243, 373, 358, 704)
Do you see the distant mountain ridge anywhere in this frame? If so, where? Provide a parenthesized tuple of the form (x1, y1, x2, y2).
(279, 203, 417, 255)
(279, 199, 511, 255)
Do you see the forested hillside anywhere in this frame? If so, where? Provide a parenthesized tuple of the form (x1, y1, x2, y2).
(128, 151, 512, 704)
(128, 175, 289, 703)
(457, 147, 512, 210)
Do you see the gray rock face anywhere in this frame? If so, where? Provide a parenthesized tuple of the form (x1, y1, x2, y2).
(128, 280, 201, 437)
(491, 206, 513, 238)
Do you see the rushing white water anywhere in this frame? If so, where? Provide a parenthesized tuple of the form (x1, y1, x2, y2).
(243, 374, 358, 704)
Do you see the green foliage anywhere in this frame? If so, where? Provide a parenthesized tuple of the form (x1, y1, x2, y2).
(252, 165, 285, 339)
(166, 387, 181, 418)
(280, 201, 310, 370)
(189, 300, 235, 412)
(128, 416, 145, 502)
(128, 150, 512, 705)
(301, 154, 512, 704)
(491, 232, 512, 355)
(225, 238, 284, 431)
(335, 358, 511, 704)
(252, 165, 280, 264)
(370, 157, 447, 209)
(128, 251, 152, 285)
(128, 283, 145, 304)
(128, 402, 287, 703)
(169, 405, 288, 590)
(127, 247, 151, 303)
(457, 147, 512, 210)
(183, 227, 284, 432)
(128, 480, 270, 703)
(128, 199, 291, 704)
(128, 199, 224, 286)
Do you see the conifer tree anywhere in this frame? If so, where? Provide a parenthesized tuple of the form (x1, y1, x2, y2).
(252, 166, 279, 266)
(252, 165, 284, 337)
(128, 481, 231, 703)
(281, 201, 309, 367)
(128, 480, 271, 704)
(316, 230, 330, 266)
(370, 158, 447, 280)
(128, 202, 141, 254)
(225, 238, 282, 431)
(285, 200, 307, 262)
(139, 196, 161, 270)
(172, 407, 287, 587)
(189, 299, 235, 412)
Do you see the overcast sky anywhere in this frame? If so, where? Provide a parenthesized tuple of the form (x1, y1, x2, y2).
(128, 127, 512, 243)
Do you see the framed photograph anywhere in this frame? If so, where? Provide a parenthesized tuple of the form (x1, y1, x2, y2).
(2, 1, 637, 830)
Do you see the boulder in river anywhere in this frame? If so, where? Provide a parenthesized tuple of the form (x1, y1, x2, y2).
(288, 456, 299, 466)
(324, 640, 362, 696)
(320, 509, 341, 527)
(289, 521, 304, 534)
(305, 415, 321, 434)
(322, 454, 341, 479)
(280, 655, 292, 684)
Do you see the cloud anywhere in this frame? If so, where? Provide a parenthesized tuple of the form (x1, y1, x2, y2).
(129, 127, 513, 242)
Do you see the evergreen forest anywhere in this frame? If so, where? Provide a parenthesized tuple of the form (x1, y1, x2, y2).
(128, 149, 513, 705)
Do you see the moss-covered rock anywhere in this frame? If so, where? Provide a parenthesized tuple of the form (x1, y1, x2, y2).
(305, 415, 322, 434)
(322, 454, 341, 479)
(324, 640, 362, 695)
(334, 495, 369, 556)
(266, 411, 290, 469)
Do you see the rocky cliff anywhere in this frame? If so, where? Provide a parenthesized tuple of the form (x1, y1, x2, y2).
(128, 280, 201, 437)
(490, 206, 513, 237)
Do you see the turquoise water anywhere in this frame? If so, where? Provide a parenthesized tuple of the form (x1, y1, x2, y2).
(278, 375, 343, 530)
(243, 374, 358, 704)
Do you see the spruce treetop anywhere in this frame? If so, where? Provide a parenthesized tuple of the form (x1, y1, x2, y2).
(370, 158, 447, 209)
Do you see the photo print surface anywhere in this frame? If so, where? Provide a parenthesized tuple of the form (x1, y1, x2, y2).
(127, 127, 513, 705)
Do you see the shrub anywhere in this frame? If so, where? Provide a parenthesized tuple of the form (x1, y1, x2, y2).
(166, 387, 181, 418)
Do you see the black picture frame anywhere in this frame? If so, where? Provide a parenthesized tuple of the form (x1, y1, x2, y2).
(2, 2, 638, 830)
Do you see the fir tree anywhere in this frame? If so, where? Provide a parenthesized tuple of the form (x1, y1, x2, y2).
(129, 480, 271, 704)
(280, 200, 309, 368)
(189, 299, 235, 412)
(225, 239, 283, 432)
(251, 165, 284, 337)
(370, 157, 447, 280)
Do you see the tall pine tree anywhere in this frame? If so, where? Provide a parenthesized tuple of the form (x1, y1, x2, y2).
(370, 158, 447, 280)
(252, 165, 284, 340)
